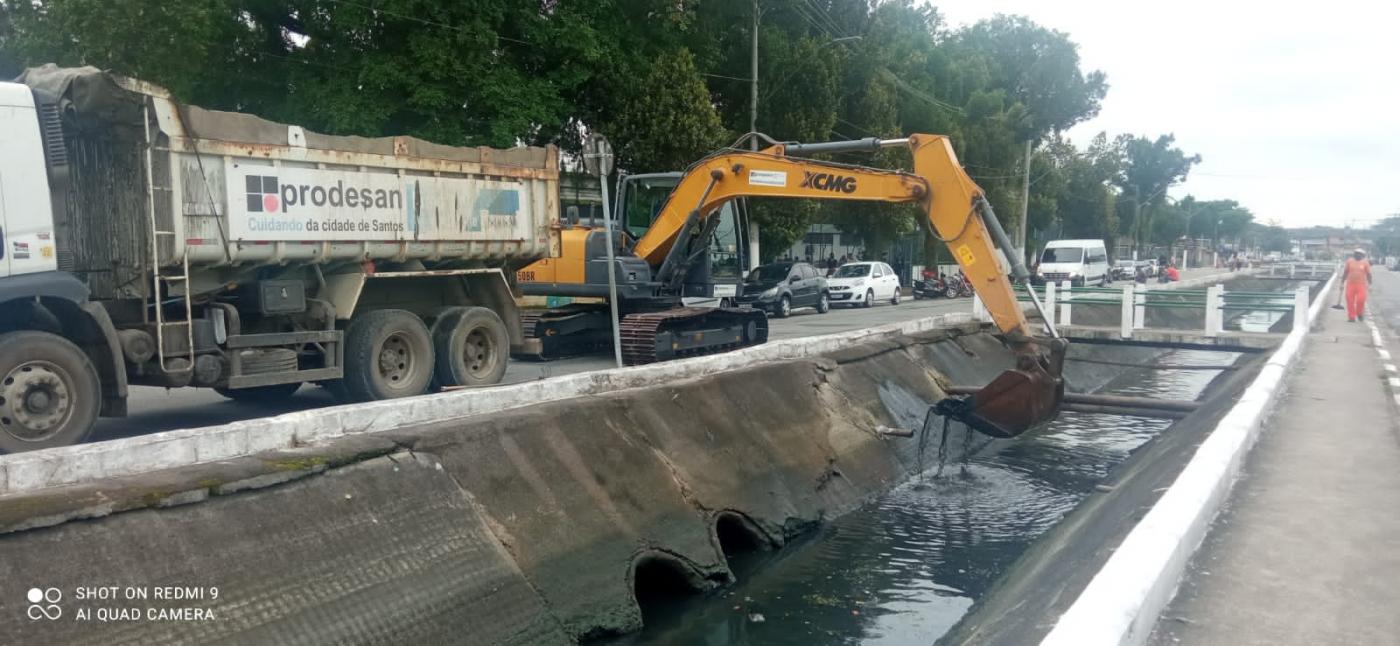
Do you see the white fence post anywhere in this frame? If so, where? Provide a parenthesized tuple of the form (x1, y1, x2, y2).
(1120, 283, 1134, 338)
(1294, 285, 1310, 331)
(972, 293, 991, 323)
(1044, 282, 1057, 327)
(1205, 285, 1222, 337)
(1133, 283, 1146, 329)
(1060, 280, 1073, 327)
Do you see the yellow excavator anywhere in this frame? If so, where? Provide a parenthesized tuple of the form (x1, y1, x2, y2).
(517, 134, 1065, 437)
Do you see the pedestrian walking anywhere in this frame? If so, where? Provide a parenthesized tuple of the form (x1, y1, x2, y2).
(1342, 248, 1372, 322)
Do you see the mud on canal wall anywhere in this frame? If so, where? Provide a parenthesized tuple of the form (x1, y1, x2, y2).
(0, 324, 1185, 645)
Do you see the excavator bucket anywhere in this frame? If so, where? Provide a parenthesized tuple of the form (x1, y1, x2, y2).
(935, 340, 1067, 439)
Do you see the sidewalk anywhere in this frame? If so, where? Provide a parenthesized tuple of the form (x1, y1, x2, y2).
(1149, 299, 1400, 644)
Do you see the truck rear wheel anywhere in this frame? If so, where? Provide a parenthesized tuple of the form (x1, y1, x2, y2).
(431, 307, 509, 388)
(340, 310, 434, 403)
(0, 331, 100, 453)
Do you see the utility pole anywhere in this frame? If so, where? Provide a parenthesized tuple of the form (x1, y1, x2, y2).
(1018, 139, 1031, 266)
(746, 0, 761, 271)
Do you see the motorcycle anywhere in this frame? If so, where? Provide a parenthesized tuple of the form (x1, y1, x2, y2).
(951, 274, 974, 298)
(912, 275, 948, 299)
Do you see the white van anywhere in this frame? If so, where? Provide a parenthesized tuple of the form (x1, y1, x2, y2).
(1035, 239, 1110, 286)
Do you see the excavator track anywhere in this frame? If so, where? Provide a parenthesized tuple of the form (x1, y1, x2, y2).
(619, 307, 769, 365)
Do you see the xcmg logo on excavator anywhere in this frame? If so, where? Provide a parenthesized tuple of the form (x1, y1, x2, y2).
(800, 171, 857, 194)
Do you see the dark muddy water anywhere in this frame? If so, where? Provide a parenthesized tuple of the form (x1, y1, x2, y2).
(613, 349, 1237, 646)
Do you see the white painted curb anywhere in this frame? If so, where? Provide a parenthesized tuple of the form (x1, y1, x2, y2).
(1040, 267, 1338, 646)
(0, 312, 975, 496)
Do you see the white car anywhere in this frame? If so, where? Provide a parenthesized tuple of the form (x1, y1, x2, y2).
(1034, 239, 1111, 287)
(826, 262, 902, 308)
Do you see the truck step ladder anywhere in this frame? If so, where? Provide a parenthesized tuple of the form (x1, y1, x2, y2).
(144, 99, 194, 374)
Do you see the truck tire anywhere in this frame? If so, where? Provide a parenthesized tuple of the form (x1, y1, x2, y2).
(339, 310, 434, 403)
(0, 331, 100, 453)
(214, 382, 302, 402)
(431, 306, 510, 388)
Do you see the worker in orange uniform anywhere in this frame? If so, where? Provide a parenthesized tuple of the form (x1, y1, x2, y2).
(1342, 248, 1372, 322)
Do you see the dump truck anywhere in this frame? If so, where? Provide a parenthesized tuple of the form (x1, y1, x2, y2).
(0, 65, 560, 452)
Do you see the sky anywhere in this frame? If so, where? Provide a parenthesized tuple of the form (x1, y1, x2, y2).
(931, 0, 1400, 229)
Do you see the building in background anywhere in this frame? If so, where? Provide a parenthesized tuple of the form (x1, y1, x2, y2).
(781, 224, 864, 264)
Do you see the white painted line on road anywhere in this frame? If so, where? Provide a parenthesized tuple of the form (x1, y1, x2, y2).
(1369, 313, 1400, 411)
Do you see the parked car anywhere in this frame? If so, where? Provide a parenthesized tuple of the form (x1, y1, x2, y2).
(827, 261, 902, 308)
(737, 261, 829, 317)
(1034, 239, 1111, 286)
(1111, 259, 1137, 281)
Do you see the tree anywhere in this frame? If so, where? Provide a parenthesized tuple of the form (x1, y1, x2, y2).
(605, 48, 726, 172)
(949, 15, 1107, 141)
(1025, 133, 1119, 253)
(1114, 134, 1200, 250)
(1176, 198, 1253, 246)
(1255, 225, 1292, 253)
(1368, 215, 1400, 257)
(10, 0, 1201, 269)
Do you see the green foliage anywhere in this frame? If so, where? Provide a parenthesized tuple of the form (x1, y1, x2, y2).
(1367, 215, 1400, 257)
(949, 15, 1107, 140)
(0, 0, 1251, 266)
(605, 48, 726, 172)
(1114, 134, 1201, 247)
(1255, 225, 1292, 253)
(1175, 197, 1253, 242)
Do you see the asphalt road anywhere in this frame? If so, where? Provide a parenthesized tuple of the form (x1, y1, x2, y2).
(1370, 263, 1400, 332)
(90, 266, 1244, 443)
(90, 292, 973, 443)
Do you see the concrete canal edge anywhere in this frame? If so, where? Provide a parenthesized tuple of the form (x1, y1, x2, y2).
(1039, 267, 1338, 646)
(0, 312, 983, 496)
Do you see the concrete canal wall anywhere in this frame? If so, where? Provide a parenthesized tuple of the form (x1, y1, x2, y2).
(0, 315, 1174, 644)
(940, 269, 1334, 646)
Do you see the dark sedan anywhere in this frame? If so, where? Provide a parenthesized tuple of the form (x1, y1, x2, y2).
(736, 261, 830, 317)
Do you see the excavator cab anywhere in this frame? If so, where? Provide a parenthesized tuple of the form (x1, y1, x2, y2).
(615, 173, 750, 305)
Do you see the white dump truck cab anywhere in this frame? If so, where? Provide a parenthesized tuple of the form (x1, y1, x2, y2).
(0, 81, 129, 453)
(0, 82, 61, 278)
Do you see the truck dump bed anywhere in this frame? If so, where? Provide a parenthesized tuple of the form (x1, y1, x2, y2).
(18, 65, 559, 300)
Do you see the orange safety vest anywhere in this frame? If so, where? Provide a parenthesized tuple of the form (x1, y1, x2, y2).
(1346, 258, 1371, 285)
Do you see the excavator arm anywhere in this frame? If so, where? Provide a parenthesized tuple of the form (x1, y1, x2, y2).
(634, 134, 1065, 437)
